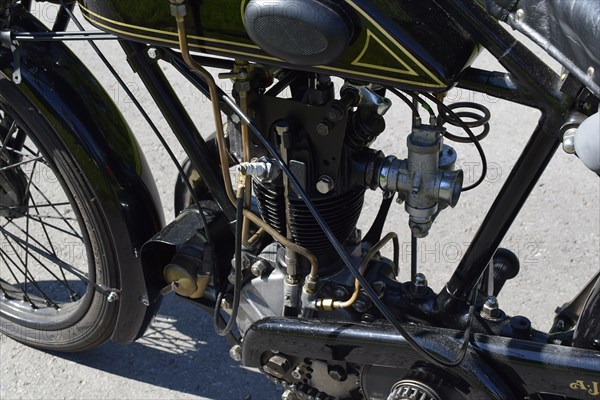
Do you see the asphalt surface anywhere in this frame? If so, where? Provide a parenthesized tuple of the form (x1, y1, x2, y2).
(1, 3, 599, 400)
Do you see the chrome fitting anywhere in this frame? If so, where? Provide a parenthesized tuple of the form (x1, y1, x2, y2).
(168, 0, 187, 18)
(241, 157, 281, 183)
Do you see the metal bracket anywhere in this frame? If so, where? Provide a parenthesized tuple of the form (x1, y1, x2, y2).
(0, 29, 20, 83)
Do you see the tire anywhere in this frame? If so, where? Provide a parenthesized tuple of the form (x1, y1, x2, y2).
(0, 76, 119, 351)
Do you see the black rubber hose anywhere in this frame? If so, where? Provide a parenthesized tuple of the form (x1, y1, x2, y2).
(213, 194, 244, 336)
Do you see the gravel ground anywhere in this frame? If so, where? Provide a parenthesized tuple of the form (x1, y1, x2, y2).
(1, 3, 599, 400)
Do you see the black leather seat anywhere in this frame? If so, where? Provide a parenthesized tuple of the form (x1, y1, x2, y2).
(488, 0, 600, 96)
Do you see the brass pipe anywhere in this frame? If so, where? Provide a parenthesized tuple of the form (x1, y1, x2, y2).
(174, 14, 237, 206)
(317, 232, 399, 310)
(243, 210, 318, 279)
(173, 6, 318, 285)
(247, 228, 265, 245)
(239, 91, 253, 245)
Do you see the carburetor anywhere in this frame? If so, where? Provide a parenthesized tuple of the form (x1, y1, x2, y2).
(365, 122, 463, 237)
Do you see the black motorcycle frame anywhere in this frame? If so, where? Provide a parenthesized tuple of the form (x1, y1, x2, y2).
(2, 0, 598, 398)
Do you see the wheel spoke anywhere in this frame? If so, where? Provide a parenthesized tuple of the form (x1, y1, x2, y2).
(4, 218, 61, 262)
(0, 156, 45, 172)
(29, 180, 82, 238)
(0, 247, 59, 309)
(0, 226, 89, 285)
(4, 233, 79, 302)
(0, 145, 50, 166)
(0, 121, 18, 158)
(0, 241, 38, 307)
(0, 204, 83, 240)
(7, 202, 70, 209)
(30, 195, 77, 296)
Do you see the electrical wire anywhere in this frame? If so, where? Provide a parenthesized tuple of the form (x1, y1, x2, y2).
(59, 0, 213, 241)
(220, 93, 478, 368)
(213, 193, 244, 336)
(420, 92, 488, 191)
(388, 87, 435, 117)
(388, 88, 418, 114)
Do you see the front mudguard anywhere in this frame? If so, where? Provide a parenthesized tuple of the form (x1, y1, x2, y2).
(1, 10, 165, 343)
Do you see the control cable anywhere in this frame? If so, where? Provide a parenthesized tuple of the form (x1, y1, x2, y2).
(59, 0, 213, 241)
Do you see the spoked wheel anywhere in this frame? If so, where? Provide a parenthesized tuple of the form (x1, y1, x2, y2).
(0, 76, 119, 351)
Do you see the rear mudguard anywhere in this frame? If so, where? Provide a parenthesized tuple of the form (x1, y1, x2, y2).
(1, 10, 165, 343)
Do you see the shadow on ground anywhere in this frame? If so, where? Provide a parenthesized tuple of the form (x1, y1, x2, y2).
(56, 295, 281, 400)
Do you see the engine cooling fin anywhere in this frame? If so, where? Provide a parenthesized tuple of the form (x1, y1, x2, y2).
(254, 179, 364, 266)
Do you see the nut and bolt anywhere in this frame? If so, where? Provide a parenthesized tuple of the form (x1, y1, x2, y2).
(334, 286, 350, 301)
(587, 66, 596, 78)
(229, 344, 243, 362)
(282, 390, 298, 400)
(251, 259, 270, 277)
(353, 293, 372, 313)
(515, 9, 525, 20)
(327, 365, 347, 382)
(562, 127, 577, 154)
(411, 273, 428, 296)
(147, 47, 159, 60)
(316, 121, 332, 136)
(316, 175, 335, 194)
(107, 291, 119, 303)
(263, 355, 291, 379)
(481, 296, 503, 320)
(326, 103, 345, 122)
(291, 367, 303, 380)
(220, 296, 232, 311)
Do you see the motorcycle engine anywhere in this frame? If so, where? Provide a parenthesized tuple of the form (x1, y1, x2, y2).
(217, 71, 463, 399)
(162, 65, 466, 399)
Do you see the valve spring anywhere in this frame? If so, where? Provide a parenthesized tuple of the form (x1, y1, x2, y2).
(254, 180, 365, 256)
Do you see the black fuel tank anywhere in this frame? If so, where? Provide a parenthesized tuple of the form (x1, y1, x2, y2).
(78, 0, 479, 91)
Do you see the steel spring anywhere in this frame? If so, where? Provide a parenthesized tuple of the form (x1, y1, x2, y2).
(439, 101, 491, 143)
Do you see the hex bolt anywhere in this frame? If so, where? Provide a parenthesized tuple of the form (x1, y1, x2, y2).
(411, 273, 428, 296)
(352, 293, 372, 313)
(481, 296, 503, 320)
(282, 390, 298, 400)
(316, 176, 335, 194)
(251, 259, 269, 277)
(263, 355, 291, 379)
(334, 286, 350, 300)
(229, 344, 243, 362)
